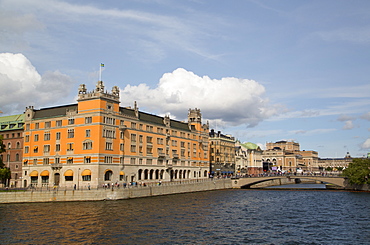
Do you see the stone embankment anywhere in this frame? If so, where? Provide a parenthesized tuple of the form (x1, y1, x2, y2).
(0, 179, 232, 204)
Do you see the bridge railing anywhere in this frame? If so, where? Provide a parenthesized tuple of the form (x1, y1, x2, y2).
(236, 172, 343, 178)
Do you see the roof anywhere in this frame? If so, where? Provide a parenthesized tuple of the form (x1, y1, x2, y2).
(241, 142, 259, 150)
(33, 104, 78, 119)
(120, 107, 191, 131)
(0, 114, 25, 132)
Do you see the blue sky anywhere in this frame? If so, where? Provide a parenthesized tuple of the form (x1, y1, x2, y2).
(0, 0, 369, 158)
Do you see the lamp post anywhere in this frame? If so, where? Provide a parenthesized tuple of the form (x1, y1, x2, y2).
(77, 168, 80, 190)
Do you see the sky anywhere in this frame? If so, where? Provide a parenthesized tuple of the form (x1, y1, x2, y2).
(0, 0, 370, 158)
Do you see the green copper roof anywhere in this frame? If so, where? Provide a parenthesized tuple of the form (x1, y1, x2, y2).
(0, 114, 25, 131)
(241, 142, 259, 150)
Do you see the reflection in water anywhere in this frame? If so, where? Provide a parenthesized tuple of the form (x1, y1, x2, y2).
(1, 189, 370, 244)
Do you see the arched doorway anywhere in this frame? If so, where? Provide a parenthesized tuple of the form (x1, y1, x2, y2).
(54, 173, 60, 186)
(104, 170, 113, 181)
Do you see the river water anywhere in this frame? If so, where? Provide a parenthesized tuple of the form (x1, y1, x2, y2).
(1, 189, 369, 244)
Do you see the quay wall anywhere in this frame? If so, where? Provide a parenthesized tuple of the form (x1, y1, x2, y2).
(0, 179, 232, 204)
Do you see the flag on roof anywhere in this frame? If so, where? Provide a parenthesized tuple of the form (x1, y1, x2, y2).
(101, 63, 104, 67)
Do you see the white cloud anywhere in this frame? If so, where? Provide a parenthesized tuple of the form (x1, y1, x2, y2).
(360, 138, 370, 149)
(342, 120, 354, 130)
(361, 112, 370, 121)
(0, 53, 75, 114)
(120, 68, 279, 127)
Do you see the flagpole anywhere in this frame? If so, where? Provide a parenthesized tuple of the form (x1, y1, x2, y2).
(99, 64, 102, 81)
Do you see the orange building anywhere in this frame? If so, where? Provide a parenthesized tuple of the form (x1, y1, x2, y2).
(22, 81, 209, 189)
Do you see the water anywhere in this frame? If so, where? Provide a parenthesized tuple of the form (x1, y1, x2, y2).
(1, 189, 369, 244)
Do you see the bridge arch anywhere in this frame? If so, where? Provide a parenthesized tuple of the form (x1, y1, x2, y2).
(233, 176, 346, 189)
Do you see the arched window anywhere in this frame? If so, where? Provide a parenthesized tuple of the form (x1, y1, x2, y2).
(15, 153, 19, 161)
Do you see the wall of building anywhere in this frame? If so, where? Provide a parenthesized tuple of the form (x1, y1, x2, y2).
(0, 179, 232, 204)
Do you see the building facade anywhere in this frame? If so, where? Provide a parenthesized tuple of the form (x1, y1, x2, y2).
(0, 114, 24, 187)
(263, 140, 319, 172)
(318, 152, 352, 170)
(238, 142, 263, 176)
(209, 129, 236, 176)
(22, 81, 210, 189)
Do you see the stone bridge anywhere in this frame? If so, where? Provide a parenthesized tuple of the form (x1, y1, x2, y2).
(232, 176, 346, 189)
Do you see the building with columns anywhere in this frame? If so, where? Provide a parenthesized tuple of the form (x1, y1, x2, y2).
(262, 140, 319, 172)
(22, 81, 209, 189)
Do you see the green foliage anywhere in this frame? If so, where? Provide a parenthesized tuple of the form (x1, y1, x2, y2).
(0, 135, 5, 168)
(0, 167, 11, 185)
(325, 167, 333, 171)
(342, 158, 370, 185)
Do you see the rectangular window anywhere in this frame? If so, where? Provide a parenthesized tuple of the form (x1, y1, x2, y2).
(83, 141, 92, 150)
(84, 156, 91, 163)
(25, 135, 29, 142)
(130, 145, 136, 152)
(25, 146, 29, 153)
(56, 132, 61, 140)
(55, 144, 60, 152)
(139, 135, 143, 143)
(85, 117, 92, 124)
(68, 129, 74, 138)
(35, 123, 39, 129)
(120, 143, 124, 151)
(45, 121, 51, 128)
(147, 146, 153, 155)
(44, 132, 51, 141)
(104, 156, 113, 163)
(146, 159, 152, 165)
(131, 134, 137, 142)
(43, 145, 50, 153)
(106, 142, 113, 150)
(147, 136, 153, 144)
(131, 122, 136, 129)
(67, 143, 74, 151)
(56, 120, 62, 127)
(33, 146, 38, 153)
(34, 134, 39, 142)
(68, 118, 75, 125)
(82, 175, 91, 181)
(43, 158, 49, 165)
(86, 129, 91, 138)
(33, 159, 37, 165)
(67, 157, 73, 164)
(130, 158, 136, 164)
(55, 157, 60, 164)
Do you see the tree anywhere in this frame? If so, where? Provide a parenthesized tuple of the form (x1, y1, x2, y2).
(342, 158, 370, 185)
(0, 167, 11, 186)
(0, 135, 5, 168)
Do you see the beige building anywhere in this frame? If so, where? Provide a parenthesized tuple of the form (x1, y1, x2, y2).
(209, 130, 235, 176)
(263, 140, 319, 172)
(235, 142, 263, 176)
(318, 152, 352, 170)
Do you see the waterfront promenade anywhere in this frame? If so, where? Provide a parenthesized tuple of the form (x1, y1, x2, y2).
(0, 178, 232, 204)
